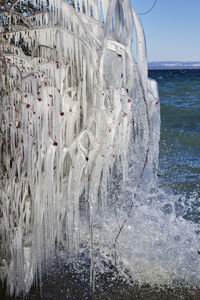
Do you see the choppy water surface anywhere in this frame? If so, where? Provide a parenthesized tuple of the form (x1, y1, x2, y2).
(151, 70, 200, 192)
(149, 69, 200, 221)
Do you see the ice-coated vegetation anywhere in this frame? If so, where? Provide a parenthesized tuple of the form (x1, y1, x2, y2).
(0, 0, 161, 296)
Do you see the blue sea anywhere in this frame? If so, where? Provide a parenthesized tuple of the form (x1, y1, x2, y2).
(149, 69, 200, 223)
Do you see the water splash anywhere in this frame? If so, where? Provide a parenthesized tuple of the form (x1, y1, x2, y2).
(0, 0, 199, 298)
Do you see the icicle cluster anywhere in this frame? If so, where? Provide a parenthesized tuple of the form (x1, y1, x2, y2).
(0, 0, 160, 296)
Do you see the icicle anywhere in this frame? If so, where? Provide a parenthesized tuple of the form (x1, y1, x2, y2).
(132, 6, 148, 91)
(0, 0, 160, 297)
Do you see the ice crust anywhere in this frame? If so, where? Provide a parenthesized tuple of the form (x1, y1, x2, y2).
(0, 0, 160, 296)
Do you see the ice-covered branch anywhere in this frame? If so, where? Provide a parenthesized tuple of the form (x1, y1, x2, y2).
(0, 0, 160, 297)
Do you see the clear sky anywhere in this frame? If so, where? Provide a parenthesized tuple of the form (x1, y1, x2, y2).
(131, 0, 200, 62)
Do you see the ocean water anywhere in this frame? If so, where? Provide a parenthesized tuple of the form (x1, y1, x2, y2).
(107, 68, 200, 297)
(149, 69, 200, 222)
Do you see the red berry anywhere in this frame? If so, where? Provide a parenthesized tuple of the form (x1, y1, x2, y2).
(85, 157, 89, 161)
(117, 54, 122, 57)
(60, 112, 64, 116)
(49, 94, 53, 98)
(126, 88, 129, 93)
(25, 94, 27, 98)
(53, 142, 58, 146)
(37, 98, 41, 101)
(26, 104, 30, 108)
(128, 99, 131, 103)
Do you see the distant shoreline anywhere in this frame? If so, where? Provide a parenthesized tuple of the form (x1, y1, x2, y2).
(148, 67, 200, 70)
(148, 61, 200, 70)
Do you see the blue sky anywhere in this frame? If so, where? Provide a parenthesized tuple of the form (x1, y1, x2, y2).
(131, 0, 200, 62)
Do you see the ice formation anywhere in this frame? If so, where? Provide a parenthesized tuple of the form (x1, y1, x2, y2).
(0, 0, 160, 296)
